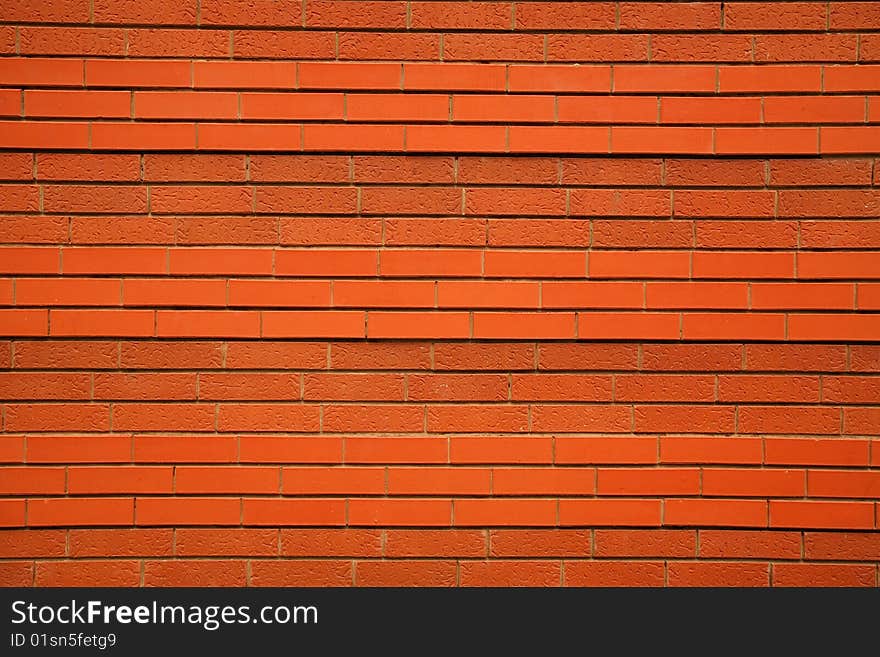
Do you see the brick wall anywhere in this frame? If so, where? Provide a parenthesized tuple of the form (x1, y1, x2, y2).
(0, 1, 878, 587)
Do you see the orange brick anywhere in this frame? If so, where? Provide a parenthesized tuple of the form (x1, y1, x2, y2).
(349, 498, 451, 526)
(703, 468, 805, 497)
(537, 435, 655, 465)
(388, 467, 489, 495)
(28, 498, 133, 527)
(450, 437, 552, 464)
(455, 499, 556, 526)
(344, 437, 445, 464)
(559, 499, 662, 526)
(661, 437, 763, 465)
(665, 499, 767, 528)
(509, 65, 610, 93)
(770, 500, 875, 530)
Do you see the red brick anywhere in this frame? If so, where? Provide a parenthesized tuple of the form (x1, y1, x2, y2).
(36, 560, 140, 587)
(144, 560, 246, 586)
(700, 530, 801, 559)
(516, 2, 615, 29)
(642, 344, 743, 371)
(355, 155, 454, 184)
(305, 1, 406, 28)
(331, 342, 429, 370)
(355, 561, 456, 587)
(460, 561, 561, 587)
(565, 561, 665, 586)
(745, 344, 847, 372)
(429, 405, 529, 433)
(281, 529, 382, 557)
(548, 34, 650, 62)
(0, 372, 91, 399)
(445, 33, 544, 62)
(615, 374, 715, 402)
(26, 90, 129, 118)
(738, 406, 840, 435)
(234, 31, 336, 59)
(804, 531, 880, 561)
(129, 29, 230, 58)
(718, 375, 821, 403)
(594, 529, 695, 558)
(68, 529, 172, 558)
(217, 403, 320, 432)
(387, 529, 485, 557)
(0, 529, 66, 558)
(773, 564, 875, 587)
(652, 34, 753, 62)
(725, 3, 827, 30)
(251, 560, 352, 586)
(338, 32, 439, 61)
(668, 562, 769, 587)
(490, 529, 589, 558)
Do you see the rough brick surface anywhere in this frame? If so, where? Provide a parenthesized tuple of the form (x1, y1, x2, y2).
(0, 1, 878, 588)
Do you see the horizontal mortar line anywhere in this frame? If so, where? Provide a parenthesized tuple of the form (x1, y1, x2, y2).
(2, 21, 880, 34)
(2, 397, 880, 402)
(10, 181, 879, 190)
(4, 369, 874, 375)
(0, 149, 876, 160)
(5, 430, 876, 437)
(6, 87, 880, 96)
(9, 119, 880, 128)
(5, 495, 875, 502)
(10, 558, 880, 564)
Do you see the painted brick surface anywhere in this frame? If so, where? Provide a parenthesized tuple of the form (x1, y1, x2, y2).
(0, 1, 878, 587)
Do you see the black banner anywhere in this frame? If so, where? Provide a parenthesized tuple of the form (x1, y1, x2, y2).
(0, 587, 875, 653)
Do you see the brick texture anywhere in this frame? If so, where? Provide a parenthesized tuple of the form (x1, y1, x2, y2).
(0, 1, 878, 588)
